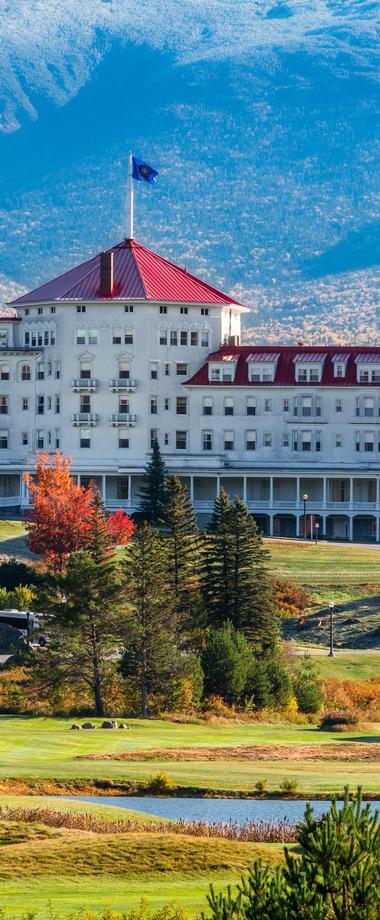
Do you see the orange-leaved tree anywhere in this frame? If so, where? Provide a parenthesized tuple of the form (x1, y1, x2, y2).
(24, 452, 95, 572)
(105, 506, 135, 547)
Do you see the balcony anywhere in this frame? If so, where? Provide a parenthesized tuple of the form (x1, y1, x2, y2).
(109, 378, 136, 392)
(71, 413, 99, 426)
(72, 378, 98, 392)
(110, 413, 137, 427)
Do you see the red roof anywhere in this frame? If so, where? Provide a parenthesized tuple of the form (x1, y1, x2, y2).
(9, 239, 242, 307)
(186, 345, 380, 387)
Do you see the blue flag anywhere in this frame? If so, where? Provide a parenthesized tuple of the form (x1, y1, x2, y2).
(132, 156, 159, 185)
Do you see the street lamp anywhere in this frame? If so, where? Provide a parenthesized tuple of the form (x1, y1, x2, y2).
(328, 602, 335, 657)
(315, 522, 320, 544)
(303, 493, 309, 540)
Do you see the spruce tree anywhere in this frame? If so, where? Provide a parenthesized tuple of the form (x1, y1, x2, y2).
(160, 475, 204, 640)
(137, 438, 168, 524)
(120, 522, 183, 717)
(201, 622, 252, 705)
(203, 491, 279, 651)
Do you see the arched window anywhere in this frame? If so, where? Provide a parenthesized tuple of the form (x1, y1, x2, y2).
(21, 364, 31, 381)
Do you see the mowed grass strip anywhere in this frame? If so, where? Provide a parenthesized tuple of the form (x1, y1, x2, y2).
(267, 540, 380, 584)
(0, 829, 283, 878)
(314, 653, 380, 680)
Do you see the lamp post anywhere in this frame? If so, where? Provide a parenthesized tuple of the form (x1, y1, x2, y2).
(328, 602, 335, 657)
(315, 522, 320, 544)
(303, 493, 309, 540)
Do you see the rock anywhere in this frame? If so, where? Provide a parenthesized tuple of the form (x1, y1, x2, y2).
(118, 723, 130, 729)
(101, 719, 118, 729)
(82, 722, 97, 729)
(71, 723, 82, 730)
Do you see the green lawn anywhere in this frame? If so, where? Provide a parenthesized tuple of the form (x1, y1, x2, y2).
(267, 539, 380, 584)
(0, 518, 28, 558)
(0, 716, 379, 795)
(312, 652, 380, 681)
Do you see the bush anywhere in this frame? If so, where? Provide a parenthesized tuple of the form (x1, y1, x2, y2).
(254, 779, 268, 794)
(147, 771, 175, 794)
(201, 622, 252, 705)
(247, 656, 292, 710)
(272, 578, 312, 620)
(279, 777, 298, 794)
(322, 677, 380, 720)
(0, 558, 41, 591)
(293, 656, 323, 714)
(319, 711, 359, 731)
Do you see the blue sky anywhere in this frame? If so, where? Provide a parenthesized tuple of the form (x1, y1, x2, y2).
(1, 0, 380, 343)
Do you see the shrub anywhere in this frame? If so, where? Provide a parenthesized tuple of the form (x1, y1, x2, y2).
(0, 558, 41, 591)
(293, 656, 323, 713)
(201, 623, 252, 705)
(272, 578, 312, 620)
(254, 779, 268, 794)
(147, 771, 175, 794)
(322, 677, 380, 720)
(279, 777, 298, 795)
(319, 711, 359, 731)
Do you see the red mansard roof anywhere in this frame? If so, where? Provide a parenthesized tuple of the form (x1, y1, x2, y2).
(186, 345, 380, 387)
(9, 239, 242, 307)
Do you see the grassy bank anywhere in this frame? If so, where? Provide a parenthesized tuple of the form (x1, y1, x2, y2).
(267, 539, 380, 584)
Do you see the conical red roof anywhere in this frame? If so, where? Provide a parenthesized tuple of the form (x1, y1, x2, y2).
(9, 238, 241, 306)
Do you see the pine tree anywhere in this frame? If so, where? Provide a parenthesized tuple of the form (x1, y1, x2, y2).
(160, 475, 205, 640)
(201, 622, 252, 705)
(203, 491, 278, 651)
(137, 439, 168, 524)
(120, 523, 183, 717)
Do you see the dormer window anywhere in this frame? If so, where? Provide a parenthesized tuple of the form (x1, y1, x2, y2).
(208, 356, 238, 383)
(0, 331, 8, 347)
(355, 355, 380, 383)
(332, 354, 349, 378)
(247, 353, 279, 383)
(294, 353, 326, 383)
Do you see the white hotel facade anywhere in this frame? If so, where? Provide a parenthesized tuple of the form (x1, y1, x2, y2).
(1, 236, 380, 542)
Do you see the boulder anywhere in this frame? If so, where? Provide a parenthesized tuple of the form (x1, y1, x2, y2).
(82, 722, 97, 729)
(101, 719, 118, 729)
(119, 723, 130, 730)
(71, 723, 82, 730)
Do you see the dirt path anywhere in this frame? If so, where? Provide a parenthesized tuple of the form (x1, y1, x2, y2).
(74, 742, 380, 763)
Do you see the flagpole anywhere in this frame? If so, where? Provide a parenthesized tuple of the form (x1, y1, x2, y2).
(127, 151, 134, 239)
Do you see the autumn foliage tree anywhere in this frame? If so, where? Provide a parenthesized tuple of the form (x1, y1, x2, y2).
(24, 452, 135, 571)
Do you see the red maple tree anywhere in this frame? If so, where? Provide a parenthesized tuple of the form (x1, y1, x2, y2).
(24, 452, 135, 571)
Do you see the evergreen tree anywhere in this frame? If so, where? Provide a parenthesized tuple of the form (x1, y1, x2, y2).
(203, 490, 278, 650)
(160, 475, 204, 639)
(34, 501, 124, 716)
(120, 523, 183, 717)
(201, 622, 252, 705)
(293, 656, 323, 714)
(137, 439, 168, 524)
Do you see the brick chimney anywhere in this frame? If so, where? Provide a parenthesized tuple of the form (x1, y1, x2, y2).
(100, 251, 114, 297)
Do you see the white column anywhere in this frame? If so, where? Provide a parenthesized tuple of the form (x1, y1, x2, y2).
(376, 517, 380, 543)
(296, 475, 300, 509)
(376, 478, 380, 511)
(77, 474, 81, 487)
(102, 475, 106, 502)
(323, 477, 327, 509)
(269, 513, 274, 536)
(296, 516, 300, 537)
(349, 516, 354, 542)
(349, 477, 354, 510)
(269, 476, 274, 509)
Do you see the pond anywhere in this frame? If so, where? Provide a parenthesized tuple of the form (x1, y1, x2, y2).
(63, 795, 380, 824)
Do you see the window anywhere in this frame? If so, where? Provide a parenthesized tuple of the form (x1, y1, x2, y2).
(37, 330, 43, 347)
(119, 397, 130, 413)
(335, 399, 342, 413)
(50, 306, 56, 314)
(310, 369, 319, 382)
(164, 398, 170, 410)
(224, 397, 234, 416)
(119, 361, 130, 379)
(37, 363, 44, 380)
(203, 397, 213, 416)
(150, 429, 158, 448)
(201, 331, 209, 347)
(263, 433, 272, 447)
(55, 430, 60, 449)
(170, 330, 178, 346)
(0, 430, 8, 449)
(0, 330, 8, 346)
(246, 430, 256, 451)
(176, 431, 187, 450)
(164, 363, 170, 376)
(124, 305, 134, 313)
(55, 362, 61, 379)
(224, 430, 234, 450)
(77, 305, 86, 313)
(31, 331, 37, 346)
(150, 396, 158, 415)
(47, 361, 52, 376)
(49, 328, 56, 345)
(117, 478, 129, 499)
(80, 429, 91, 449)
(364, 431, 374, 452)
(80, 361, 91, 379)
(176, 397, 187, 415)
(176, 362, 188, 376)
(80, 395, 91, 413)
(264, 398, 272, 413)
(160, 306, 167, 314)
(0, 365, 9, 380)
(36, 396, 44, 415)
(24, 331, 30, 346)
(55, 395, 60, 414)
(296, 365, 322, 383)
(335, 363, 345, 378)
(150, 362, 158, 380)
(202, 430, 213, 451)
(113, 330, 122, 345)
(36, 430, 44, 449)
(210, 368, 220, 381)
(180, 307, 188, 315)
(246, 397, 256, 416)
(21, 364, 31, 381)
(301, 397, 312, 417)
(248, 363, 275, 383)
(283, 399, 289, 413)
(47, 396, 52, 411)
(88, 328, 98, 345)
(335, 434, 342, 448)
(164, 433, 169, 446)
(37, 307, 43, 315)
(22, 432, 29, 446)
(160, 330, 168, 345)
(180, 331, 188, 346)
(364, 398, 374, 418)
(282, 432, 289, 447)
(118, 433, 130, 448)
(47, 431, 52, 447)
(201, 308, 209, 316)
(76, 329, 86, 345)
(190, 331, 198, 346)
(44, 330, 49, 345)
(22, 398, 29, 411)
(25, 308, 30, 316)
(124, 332, 133, 345)
(0, 397, 8, 415)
